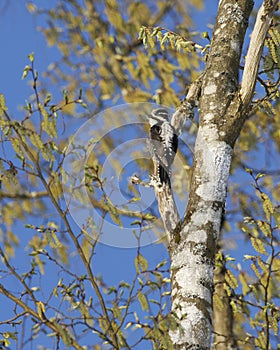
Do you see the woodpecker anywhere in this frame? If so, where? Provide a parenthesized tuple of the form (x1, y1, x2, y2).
(148, 108, 178, 187)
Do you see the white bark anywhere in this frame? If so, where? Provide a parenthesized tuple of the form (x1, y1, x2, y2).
(170, 128, 233, 348)
(240, 0, 278, 107)
(169, 0, 255, 349)
(154, 184, 180, 241)
(148, 1, 278, 348)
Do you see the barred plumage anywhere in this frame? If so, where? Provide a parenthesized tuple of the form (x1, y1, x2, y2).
(148, 108, 178, 187)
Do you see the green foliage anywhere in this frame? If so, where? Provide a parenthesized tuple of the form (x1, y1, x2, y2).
(138, 25, 206, 54)
(134, 253, 148, 273)
(0, 55, 175, 348)
(264, 27, 280, 73)
(0, 1, 280, 349)
(218, 174, 280, 350)
(37, 0, 202, 107)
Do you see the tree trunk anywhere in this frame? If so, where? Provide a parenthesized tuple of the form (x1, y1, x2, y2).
(169, 0, 254, 348)
(150, 0, 278, 348)
(213, 252, 237, 350)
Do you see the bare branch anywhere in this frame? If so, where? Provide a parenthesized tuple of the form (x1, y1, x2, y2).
(0, 247, 37, 305)
(154, 184, 180, 242)
(2, 108, 120, 349)
(131, 176, 179, 242)
(0, 284, 84, 350)
(0, 311, 27, 325)
(0, 191, 48, 199)
(240, 0, 278, 108)
(171, 74, 203, 135)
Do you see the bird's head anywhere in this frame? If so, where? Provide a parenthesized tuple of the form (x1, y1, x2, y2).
(148, 108, 170, 127)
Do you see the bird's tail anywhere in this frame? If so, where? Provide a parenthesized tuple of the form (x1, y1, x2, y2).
(159, 165, 171, 187)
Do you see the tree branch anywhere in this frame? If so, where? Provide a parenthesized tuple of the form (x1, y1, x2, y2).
(169, 1, 255, 348)
(0, 191, 48, 199)
(146, 74, 203, 242)
(213, 253, 237, 350)
(0, 247, 38, 305)
(154, 185, 180, 242)
(171, 73, 203, 135)
(0, 311, 27, 325)
(0, 284, 84, 350)
(240, 0, 278, 108)
(2, 111, 120, 349)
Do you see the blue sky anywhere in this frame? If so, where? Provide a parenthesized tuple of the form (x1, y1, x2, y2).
(0, 0, 219, 116)
(0, 3, 211, 348)
(0, 1, 278, 348)
(0, 2, 60, 115)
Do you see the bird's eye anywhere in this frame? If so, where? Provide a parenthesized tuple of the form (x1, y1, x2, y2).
(155, 125, 161, 133)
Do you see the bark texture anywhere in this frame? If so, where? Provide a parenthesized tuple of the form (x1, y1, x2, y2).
(150, 0, 278, 348)
(169, 2, 254, 348)
(213, 253, 237, 350)
(155, 184, 180, 241)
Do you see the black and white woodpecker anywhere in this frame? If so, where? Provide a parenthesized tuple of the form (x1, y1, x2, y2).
(148, 108, 178, 187)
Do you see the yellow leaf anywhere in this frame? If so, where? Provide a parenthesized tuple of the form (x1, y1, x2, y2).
(225, 269, 238, 289)
(257, 256, 267, 272)
(134, 253, 148, 273)
(251, 262, 261, 280)
(257, 220, 271, 237)
(213, 293, 224, 311)
(0, 93, 8, 117)
(138, 291, 149, 311)
(29, 132, 43, 150)
(37, 301, 46, 320)
(261, 193, 274, 221)
(26, 2, 37, 13)
(11, 138, 24, 158)
(106, 200, 122, 227)
(250, 236, 267, 255)
(239, 272, 250, 295)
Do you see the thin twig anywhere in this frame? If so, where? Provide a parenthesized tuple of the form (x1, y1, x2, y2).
(3, 108, 120, 349)
(0, 284, 84, 350)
